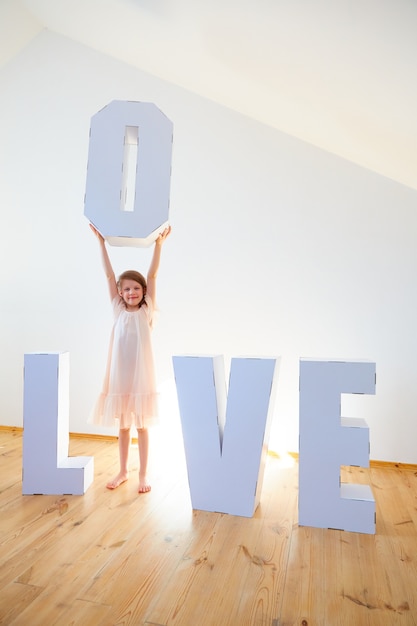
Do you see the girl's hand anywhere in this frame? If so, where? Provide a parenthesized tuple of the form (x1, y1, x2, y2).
(156, 225, 171, 245)
(89, 223, 105, 243)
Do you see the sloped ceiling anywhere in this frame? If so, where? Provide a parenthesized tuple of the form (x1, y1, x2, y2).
(1, 0, 417, 190)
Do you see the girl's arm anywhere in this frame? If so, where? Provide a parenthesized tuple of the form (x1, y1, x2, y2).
(147, 226, 171, 304)
(89, 224, 119, 301)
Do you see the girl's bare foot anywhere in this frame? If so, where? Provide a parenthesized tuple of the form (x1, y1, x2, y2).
(138, 474, 151, 493)
(106, 472, 128, 490)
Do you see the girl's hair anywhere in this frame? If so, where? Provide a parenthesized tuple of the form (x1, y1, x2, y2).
(117, 270, 147, 308)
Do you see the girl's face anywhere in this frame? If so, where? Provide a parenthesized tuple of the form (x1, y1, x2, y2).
(119, 279, 144, 310)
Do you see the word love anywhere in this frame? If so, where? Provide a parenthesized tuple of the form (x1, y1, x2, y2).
(23, 103, 376, 535)
(173, 356, 376, 534)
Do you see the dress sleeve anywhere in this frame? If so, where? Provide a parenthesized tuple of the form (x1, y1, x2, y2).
(111, 295, 123, 319)
(144, 294, 156, 328)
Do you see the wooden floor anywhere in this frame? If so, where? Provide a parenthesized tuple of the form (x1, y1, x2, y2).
(1, 427, 417, 626)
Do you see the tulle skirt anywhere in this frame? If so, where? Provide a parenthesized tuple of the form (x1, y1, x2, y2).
(90, 390, 159, 430)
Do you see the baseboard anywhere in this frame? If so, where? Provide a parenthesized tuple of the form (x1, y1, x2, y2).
(269, 450, 417, 472)
(0, 425, 118, 443)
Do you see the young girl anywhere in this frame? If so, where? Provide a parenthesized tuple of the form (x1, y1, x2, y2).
(89, 223, 171, 493)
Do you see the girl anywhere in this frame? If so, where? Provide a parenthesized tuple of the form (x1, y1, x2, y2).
(89, 223, 171, 492)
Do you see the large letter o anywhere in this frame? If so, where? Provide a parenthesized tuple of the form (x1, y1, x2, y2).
(84, 100, 173, 247)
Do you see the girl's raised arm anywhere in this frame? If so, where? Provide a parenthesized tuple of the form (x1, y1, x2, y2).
(146, 226, 171, 305)
(90, 224, 118, 301)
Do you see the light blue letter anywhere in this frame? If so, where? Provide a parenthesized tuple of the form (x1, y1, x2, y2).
(173, 355, 280, 517)
(84, 100, 173, 247)
(299, 359, 376, 534)
(22, 352, 94, 495)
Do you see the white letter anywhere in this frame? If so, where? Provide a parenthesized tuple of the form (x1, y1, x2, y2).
(173, 355, 280, 517)
(22, 353, 94, 495)
(84, 100, 173, 247)
(298, 359, 376, 534)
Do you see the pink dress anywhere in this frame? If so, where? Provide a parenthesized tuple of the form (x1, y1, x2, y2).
(90, 294, 158, 429)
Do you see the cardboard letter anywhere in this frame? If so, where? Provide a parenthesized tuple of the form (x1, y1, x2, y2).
(22, 352, 94, 495)
(298, 359, 376, 534)
(173, 355, 280, 517)
(84, 100, 173, 246)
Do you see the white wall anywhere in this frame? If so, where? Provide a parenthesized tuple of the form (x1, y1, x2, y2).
(1, 31, 417, 463)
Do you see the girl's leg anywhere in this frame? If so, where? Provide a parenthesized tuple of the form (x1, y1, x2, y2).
(106, 427, 131, 489)
(137, 428, 151, 493)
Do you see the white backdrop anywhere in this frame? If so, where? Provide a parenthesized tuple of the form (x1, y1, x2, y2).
(1, 31, 417, 463)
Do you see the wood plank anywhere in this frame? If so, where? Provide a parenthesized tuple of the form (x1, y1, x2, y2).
(12, 476, 189, 624)
(6, 445, 187, 624)
(369, 467, 417, 624)
(7, 470, 182, 586)
(1, 430, 417, 626)
(230, 459, 299, 625)
(46, 599, 115, 626)
(0, 581, 44, 624)
(145, 456, 295, 625)
(86, 485, 198, 624)
(145, 511, 245, 625)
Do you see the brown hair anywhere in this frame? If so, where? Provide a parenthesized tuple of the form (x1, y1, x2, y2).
(117, 270, 147, 308)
